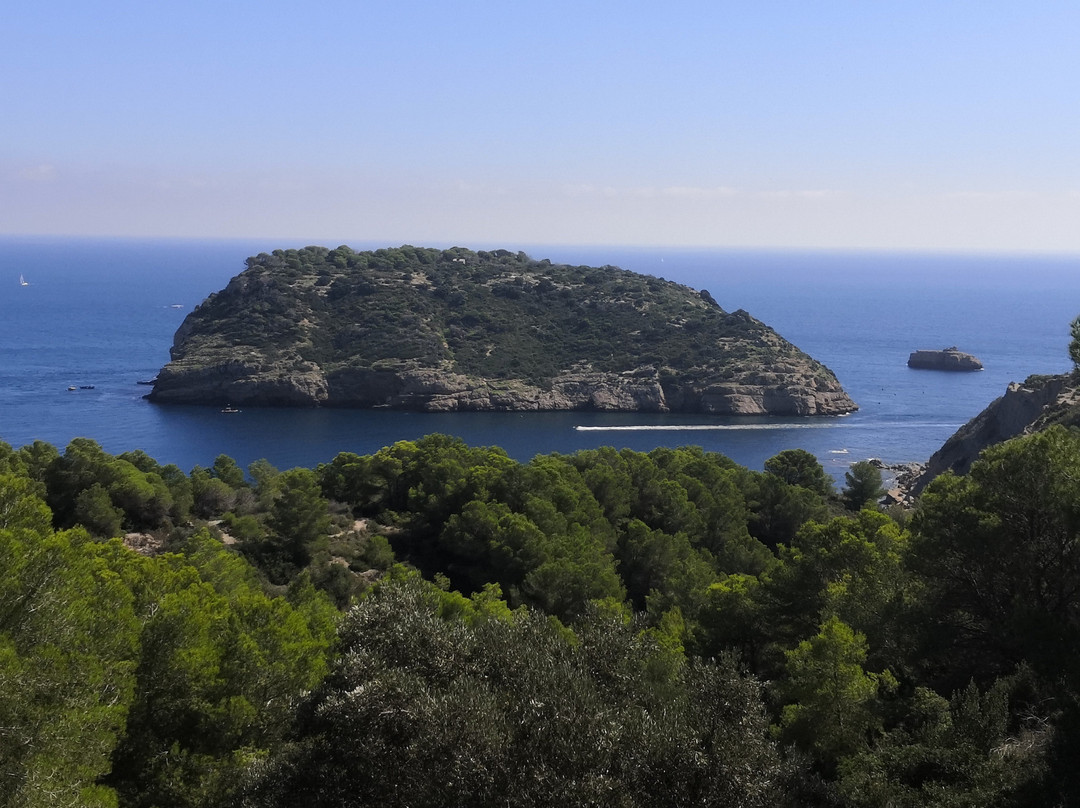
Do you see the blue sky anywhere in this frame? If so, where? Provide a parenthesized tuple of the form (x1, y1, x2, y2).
(4, 1, 1080, 251)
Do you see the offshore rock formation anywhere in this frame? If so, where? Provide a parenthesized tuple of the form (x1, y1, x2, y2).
(907, 347, 983, 371)
(149, 246, 857, 416)
(911, 373, 1080, 494)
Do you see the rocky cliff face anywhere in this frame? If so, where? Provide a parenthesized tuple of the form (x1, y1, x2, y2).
(148, 245, 858, 416)
(151, 359, 855, 415)
(912, 373, 1079, 493)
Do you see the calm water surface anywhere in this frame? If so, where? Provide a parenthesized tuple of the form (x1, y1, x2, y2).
(2, 237, 1077, 481)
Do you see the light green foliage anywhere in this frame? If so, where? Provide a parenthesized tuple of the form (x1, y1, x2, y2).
(104, 531, 337, 808)
(15, 440, 58, 490)
(779, 616, 896, 769)
(15, 423, 1080, 803)
(0, 474, 139, 808)
(700, 572, 767, 665)
(0, 441, 27, 477)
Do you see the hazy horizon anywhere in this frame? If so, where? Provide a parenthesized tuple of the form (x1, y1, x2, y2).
(6, 3, 1080, 254)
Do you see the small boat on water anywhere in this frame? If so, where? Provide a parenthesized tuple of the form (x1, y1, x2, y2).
(221, 406, 241, 414)
(68, 386, 76, 391)
(19, 274, 28, 286)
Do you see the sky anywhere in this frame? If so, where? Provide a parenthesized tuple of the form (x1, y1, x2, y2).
(4, 1, 1080, 252)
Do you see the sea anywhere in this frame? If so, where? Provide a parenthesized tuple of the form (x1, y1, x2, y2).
(3, 236, 1079, 484)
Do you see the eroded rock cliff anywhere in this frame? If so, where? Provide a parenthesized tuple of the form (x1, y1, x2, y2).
(912, 373, 1080, 493)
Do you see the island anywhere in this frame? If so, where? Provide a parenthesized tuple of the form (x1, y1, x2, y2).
(907, 346, 983, 371)
(148, 245, 858, 415)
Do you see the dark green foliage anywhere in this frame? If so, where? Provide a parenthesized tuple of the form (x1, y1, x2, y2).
(74, 482, 124, 537)
(212, 454, 248, 489)
(765, 448, 834, 497)
(245, 575, 806, 808)
(268, 468, 331, 563)
(837, 674, 1047, 807)
(190, 466, 236, 517)
(45, 438, 175, 532)
(314, 439, 774, 626)
(842, 460, 886, 511)
(1070, 314, 1080, 370)
(910, 426, 1080, 688)
(744, 470, 832, 550)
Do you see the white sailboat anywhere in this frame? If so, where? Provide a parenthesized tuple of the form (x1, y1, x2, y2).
(19, 274, 28, 286)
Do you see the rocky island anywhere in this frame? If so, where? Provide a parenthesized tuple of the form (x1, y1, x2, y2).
(907, 347, 983, 371)
(148, 245, 857, 415)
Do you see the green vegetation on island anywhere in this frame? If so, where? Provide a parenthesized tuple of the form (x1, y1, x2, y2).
(149, 245, 856, 414)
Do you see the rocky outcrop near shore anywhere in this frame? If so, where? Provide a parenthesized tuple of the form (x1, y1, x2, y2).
(148, 245, 857, 416)
(907, 347, 983, 371)
(911, 373, 1080, 494)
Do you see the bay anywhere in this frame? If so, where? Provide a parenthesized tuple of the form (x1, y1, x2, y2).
(2, 236, 1077, 481)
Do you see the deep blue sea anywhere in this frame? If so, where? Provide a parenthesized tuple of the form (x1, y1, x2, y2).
(3, 237, 1078, 482)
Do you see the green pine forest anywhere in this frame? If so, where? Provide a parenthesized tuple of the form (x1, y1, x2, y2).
(4, 416, 1080, 806)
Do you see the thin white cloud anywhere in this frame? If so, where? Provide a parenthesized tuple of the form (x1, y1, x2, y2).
(755, 189, 841, 201)
(560, 183, 599, 196)
(154, 176, 215, 191)
(942, 190, 1039, 201)
(660, 185, 738, 199)
(18, 164, 58, 182)
(562, 184, 739, 200)
(454, 179, 511, 196)
(559, 184, 626, 198)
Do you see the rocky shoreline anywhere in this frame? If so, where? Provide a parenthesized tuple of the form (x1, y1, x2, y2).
(149, 360, 857, 416)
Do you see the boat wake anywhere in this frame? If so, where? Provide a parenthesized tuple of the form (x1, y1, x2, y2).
(573, 421, 963, 433)
(573, 423, 838, 432)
